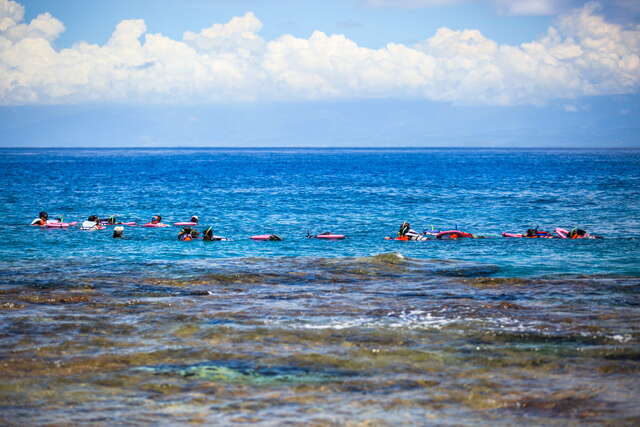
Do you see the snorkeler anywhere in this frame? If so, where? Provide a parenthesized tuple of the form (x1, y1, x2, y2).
(569, 228, 602, 239)
(31, 211, 65, 225)
(555, 227, 603, 239)
(398, 221, 422, 240)
(31, 211, 48, 226)
(178, 226, 191, 241)
(202, 226, 231, 241)
(178, 226, 199, 241)
(524, 227, 553, 238)
(112, 226, 124, 238)
(203, 226, 214, 241)
(80, 215, 101, 231)
(99, 215, 117, 225)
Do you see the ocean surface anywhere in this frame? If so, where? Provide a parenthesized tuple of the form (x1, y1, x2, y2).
(0, 148, 639, 425)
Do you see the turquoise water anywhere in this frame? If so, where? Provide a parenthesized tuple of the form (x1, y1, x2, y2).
(1, 148, 639, 425)
(1, 148, 639, 276)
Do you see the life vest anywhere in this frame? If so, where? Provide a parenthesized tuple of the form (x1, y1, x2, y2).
(80, 220, 98, 230)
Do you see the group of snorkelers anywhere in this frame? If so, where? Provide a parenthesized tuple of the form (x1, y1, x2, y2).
(32, 212, 224, 241)
(177, 226, 222, 241)
(396, 221, 601, 240)
(31, 212, 601, 241)
(145, 215, 230, 241)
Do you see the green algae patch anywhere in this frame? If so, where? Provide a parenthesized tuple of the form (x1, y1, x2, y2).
(364, 253, 407, 265)
(144, 273, 276, 288)
(174, 324, 201, 339)
(139, 362, 341, 386)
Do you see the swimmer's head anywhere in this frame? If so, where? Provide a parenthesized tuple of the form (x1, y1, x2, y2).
(191, 215, 199, 223)
(113, 226, 124, 238)
(39, 211, 48, 220)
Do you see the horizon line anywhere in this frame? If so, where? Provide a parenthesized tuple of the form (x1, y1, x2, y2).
(1, 146, 639, 150)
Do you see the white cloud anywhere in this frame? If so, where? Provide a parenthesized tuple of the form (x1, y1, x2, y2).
(0, 0, 22, 22)
(0, 0, 638, 106)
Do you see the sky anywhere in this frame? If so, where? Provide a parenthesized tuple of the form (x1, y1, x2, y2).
(0, 0, 639, 147)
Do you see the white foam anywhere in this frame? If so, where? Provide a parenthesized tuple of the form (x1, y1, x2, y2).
(611, 334, 632, 343)
(287, 310, 459, 331)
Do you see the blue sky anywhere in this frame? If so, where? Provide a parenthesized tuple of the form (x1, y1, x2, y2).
(1, 0, 639, 147)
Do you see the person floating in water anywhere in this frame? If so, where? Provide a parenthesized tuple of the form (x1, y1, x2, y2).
(80, 215, 102, 231)
(568, 228, 603, 239)
(31, 211, 64, 226)
(31, 211, 49, 226)
(524, 227, 553, 238)
(99, 215, 117, 225)
(112, 226, 124, 238)
(398, 221, 422, 240)
(150, 215, 162, 224)
(203, 226, 215, 241)
(178, 226, 199, 241)
(190, 216, 199, 224)
(555, 227, 603, 239)
(203, 226, 230, 241)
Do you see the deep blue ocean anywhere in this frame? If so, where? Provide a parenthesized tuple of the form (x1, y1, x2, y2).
(1, 148, 639, 276)
(1, 148, 639, 425)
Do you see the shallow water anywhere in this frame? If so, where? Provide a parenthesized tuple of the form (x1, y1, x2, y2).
(0, 148, 639, 425)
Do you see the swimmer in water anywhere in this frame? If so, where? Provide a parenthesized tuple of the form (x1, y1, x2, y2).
(178, 226, 199, 241)
(525, 227, 553, 238)
(150, 215, 162, 224)
(31, 211, 48, 226)
(203, 226, 215, 241)
(99, 215, 117, 225)
(568, 228, 603, 239)
(191, 215, 199, 224)
(203, 226, 230, 241)
(112, 226, 124, 238)
(80, 215, 101, 231)
(398, 221, 423, 240)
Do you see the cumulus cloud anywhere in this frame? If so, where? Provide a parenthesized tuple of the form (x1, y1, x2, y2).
(0, 0, 638, 106)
